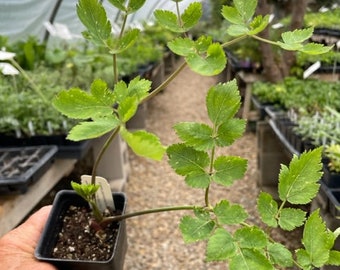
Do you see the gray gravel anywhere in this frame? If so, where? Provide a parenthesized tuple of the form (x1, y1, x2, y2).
(123, 61, 300, 269)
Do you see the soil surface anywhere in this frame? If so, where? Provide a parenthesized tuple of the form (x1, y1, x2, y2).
(123, 60, 302, 269)
(52, 205, 119, 261)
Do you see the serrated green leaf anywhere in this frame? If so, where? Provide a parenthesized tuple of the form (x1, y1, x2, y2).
(107, 0, 126, 11)
(185, 172, 211, 188)
(213, 200, 247, 225)
(113, 77, 151, 104)
(234, 226, 268, 249)
(278, 148, 323, 204)
(230, 249, 274, 270)
(168, 37, 196, 56)
(126, 76, 151, 101)
(90, 79, 115, 106)
(117, 96, 138, 122)
(267, 242, 293, 267)
(167, 144, 210, 188)
(113, 80, 129, 103)
(295, 249, 311, 269)
(120, 128, 165, 160)
(174, 122, 214, 151)
(299, 43, 333, 55)
(216, 118, 246, 147)
(227, 24, 249, 36)
(179, 215, 215, 243)
(327, 250, 340, 266)
(257, 192, 278, 227)
(127, 0, 146, 13)
(281, 28, 314, 44)
(71, 181, 100, 200)
(181, 2, 202, 31)
(221, 6, 243, 25)
(53, 88, 114, 120)
(77, 0, 112, 46)
(154, 10, 182, 33)
(277, 41, 303, 51)
(206, 228, 236, 261)
(67, 116, 120, 141)
(206, 80, 241, 126)
(186, 42, 226, 76)
(248, 15, 269, 35)
(109, 29, 140, 54)
(212, 156, 247, 186)
(278, 207, 306, 231)
(297, 209, 335, 268)
(234, 0, 257, 23)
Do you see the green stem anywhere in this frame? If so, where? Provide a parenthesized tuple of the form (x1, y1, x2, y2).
(9, 59, 48, 103)
(100, 205, 196, 226)
(119, 12, 128, 39)
(113, 53, 118, 84)
(252, 35, 278, 46)
(91, 127, 120, 185)
(221, 35, 248, 48)
(204, 186, 210, 208)
(141, 60, 187, 104)
(175, 1, 183, 28)
(90, 200, 103, 221)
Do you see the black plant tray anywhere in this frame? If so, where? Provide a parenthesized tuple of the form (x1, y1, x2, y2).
(0, 145, 58, 194)
(0, 133, 91, 159)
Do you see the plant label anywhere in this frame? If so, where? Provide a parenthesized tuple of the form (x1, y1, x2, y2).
(303, 61, 321, 79)
(81, 175, 115, 212)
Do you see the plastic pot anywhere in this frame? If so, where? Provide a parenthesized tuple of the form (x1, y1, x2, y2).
(35, 190, 127, 270)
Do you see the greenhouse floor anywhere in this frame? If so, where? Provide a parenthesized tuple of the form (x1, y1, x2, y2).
(123, 61, 302, 269)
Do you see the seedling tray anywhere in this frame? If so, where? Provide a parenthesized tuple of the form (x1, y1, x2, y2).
(0, 133, 91, 159)
(0, 145, 58, 194)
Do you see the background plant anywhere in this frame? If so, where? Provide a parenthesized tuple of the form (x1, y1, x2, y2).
(51, 0, 339, 268)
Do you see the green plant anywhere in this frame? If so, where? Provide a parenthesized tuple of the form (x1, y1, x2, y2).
(51, 0, 340, 268)
(325, 144, 340, 173)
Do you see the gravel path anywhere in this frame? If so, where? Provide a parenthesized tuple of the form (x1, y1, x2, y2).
(123, 60, 261, 269)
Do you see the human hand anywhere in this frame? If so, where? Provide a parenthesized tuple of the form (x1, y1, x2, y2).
(0, 205, 56, 270)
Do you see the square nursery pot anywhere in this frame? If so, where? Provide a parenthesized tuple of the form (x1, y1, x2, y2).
(35, 190, 127, 270)
(0, 145, 58, 194)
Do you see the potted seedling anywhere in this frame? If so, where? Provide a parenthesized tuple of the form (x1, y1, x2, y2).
(35, 0, 340, 269)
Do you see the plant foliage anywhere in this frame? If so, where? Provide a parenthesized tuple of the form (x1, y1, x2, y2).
(51, 0, 340, 268)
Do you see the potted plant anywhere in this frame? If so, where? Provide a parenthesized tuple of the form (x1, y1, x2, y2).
(34, 0, 340, 269)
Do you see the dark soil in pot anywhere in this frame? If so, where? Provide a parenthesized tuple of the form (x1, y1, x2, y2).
(35, 190, 127, 270)
(52, 204, 121, 261)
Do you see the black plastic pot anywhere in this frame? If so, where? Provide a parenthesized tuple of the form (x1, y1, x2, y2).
(322, 163, 340, 189)
(35, 190, 127, 270)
